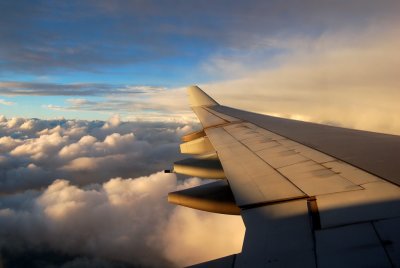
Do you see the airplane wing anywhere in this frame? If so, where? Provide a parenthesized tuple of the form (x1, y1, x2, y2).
(168, 86, 400, 268)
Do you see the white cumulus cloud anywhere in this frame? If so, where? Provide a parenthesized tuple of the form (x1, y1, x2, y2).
(0, 115, 244, 267)
(0, 172, 244, 267)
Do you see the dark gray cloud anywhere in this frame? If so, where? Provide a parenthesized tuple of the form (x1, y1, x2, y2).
(0, 82, 163, 96)
(1, 0, 398, 75)
(1, 249, 137, 268)
(0, 1, 170, 74)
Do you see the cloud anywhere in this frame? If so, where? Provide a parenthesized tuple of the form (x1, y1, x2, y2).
(1, 1, 398, 75)
(101, 114, 121, 129)
(0, 81, 195, 123)
(11, 132, 69, 160)
(0, 99, 14, 106)
(202, 26, 400, 135)
(2, 2, 398, 126)
(0, 81, 163, 96)
(162, 206, 245, 265)
(0, 172, 244, 267)
(0, 114, 244, 267)
(0, 115, 195, 193)
(0, 136, 22, 153)
(41, 86, 198, 123)
(1, 2, 399, 266)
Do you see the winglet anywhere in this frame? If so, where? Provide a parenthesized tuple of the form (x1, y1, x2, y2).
(188, 85, 219, 107)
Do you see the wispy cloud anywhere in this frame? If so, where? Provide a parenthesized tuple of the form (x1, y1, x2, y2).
(40, 86, 197, 123)
(0, 81, 164, 96)
(0, 99, 14, 106)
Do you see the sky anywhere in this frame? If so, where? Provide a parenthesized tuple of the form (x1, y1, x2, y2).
(0, 0, 399, 133)
(1, 1, 400, 267)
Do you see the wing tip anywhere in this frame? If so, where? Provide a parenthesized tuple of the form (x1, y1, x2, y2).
(187, 85, 219, 107)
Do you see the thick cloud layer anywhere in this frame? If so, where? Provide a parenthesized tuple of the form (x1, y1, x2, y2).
(0, 173, 244, 267)
(0, 115, 197, 193)
(0, 115, 244, 267)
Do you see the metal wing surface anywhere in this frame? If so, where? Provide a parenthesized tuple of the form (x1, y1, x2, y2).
(168, 86, 400, 268)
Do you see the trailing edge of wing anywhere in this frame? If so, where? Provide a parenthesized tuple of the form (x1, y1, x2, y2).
(168, 180, 240, 215)
(173, 156, 225, 179)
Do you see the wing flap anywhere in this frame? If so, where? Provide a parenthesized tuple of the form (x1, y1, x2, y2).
(236, 199, 316, 267)
(168, 180, 240, 215)
(374, 217, 400, 267)
(317, 181, 400, 228)
(181, 129, 206, 142)
(315, 223, 391, 267)
(173, 156, 225, 179)
(180, 137, 214, 155)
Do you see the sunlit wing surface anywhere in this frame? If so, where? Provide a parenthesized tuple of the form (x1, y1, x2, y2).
(168, 86, 400, 268)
